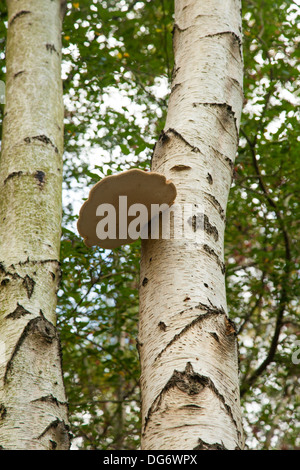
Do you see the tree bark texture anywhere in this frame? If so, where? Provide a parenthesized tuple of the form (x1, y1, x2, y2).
(138, 0, 244, 450)
(0, 0, 69, 450)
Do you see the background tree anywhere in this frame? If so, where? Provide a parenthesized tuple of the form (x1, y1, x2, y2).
(0, 0, 299, 450)
(0, 0, 69, 449)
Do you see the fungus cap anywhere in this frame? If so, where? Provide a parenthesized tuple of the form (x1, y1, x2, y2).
(77, 168, 177, 249)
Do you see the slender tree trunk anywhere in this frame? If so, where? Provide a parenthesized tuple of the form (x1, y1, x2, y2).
(0, 0, 69, 450)
(138, 0, 244, 450)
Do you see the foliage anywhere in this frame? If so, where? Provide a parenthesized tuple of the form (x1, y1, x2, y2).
(226, 0, 300, 449)
(0, 0, 299, 450)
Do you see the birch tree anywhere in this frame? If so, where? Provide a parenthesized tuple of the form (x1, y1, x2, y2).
(138, 0, 244, 450)
(0, 0, 69, 450)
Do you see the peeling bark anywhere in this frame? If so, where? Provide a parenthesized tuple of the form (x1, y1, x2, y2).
(0, 0, 68, 449)
(139, 0, 244, 450)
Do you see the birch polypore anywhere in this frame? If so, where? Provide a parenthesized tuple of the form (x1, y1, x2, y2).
(77, 169, 177, 249)
(0, 0, 69, 449)
(138, 0, 244, 450)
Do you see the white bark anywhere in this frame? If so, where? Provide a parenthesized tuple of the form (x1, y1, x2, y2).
(138, 0, 244, 450)
(0, 0, 69, 449)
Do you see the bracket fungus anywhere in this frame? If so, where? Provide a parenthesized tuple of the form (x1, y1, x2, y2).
(77, 168, 177, 249)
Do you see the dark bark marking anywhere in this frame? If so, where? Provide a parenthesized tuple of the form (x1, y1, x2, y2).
(158, 129, 170, 145)
(203, 244, 226, 274)
(201, 31, 242, 57)
(50, 440, 57, 450)
(37, 418, 70, 450)
(14, 70, 25, 78)
(206, 173, 213, 185)
(182, 364, 240, 437)
(173, 23, 242, 53)
(181, 404, 203, 409)
(33, 135, 52, 144)
(4, 171, 23, 184)
(34, 170, 46, 188)
(193, 101, 236, 117)
(195, 437, 242, 450)
(4, 170, 48, 188)
(191, 214, 199, 233)
(166, 128, 201, 153)
(4, 313, 57, 384)
(144, 362, 204, 430)
(187, 213, 219, 241)
(225, 156, 234, 170)
(191, 215, 197, 232)
(0, 260, 60, 299)
(170, 164, 191, 172)
(158, 321, 167, 332)
(6, 302, 32, 320)
(31, 394, 68, 408)
(0, 404, 7, 421)
(204, 192, 226, 220)
(144, 362, 240, 437)
(24, 135, 59, 153)
(169, 363, 207, 395)
(22, 274, 36, 299)
(46, 43, 58, 55)
(17, 258, 60, 267)
(179, 300, 225, 317)
(230, 75, 243, 89)
(136, 338, 143, 354)
(32, 394, 60, 406)
(155, 307, 225, 363)
(209, 331, 219, 342)
(9, 10, 31, 26)
(203, 214, 219, 241)
(197, 300, 226, 314)
(194, 438, 228, 450)
(192, 102, 239, 140)
(172, 23, 188, 34)
(171, 65, 180, 80)
(153, 131, 234, 175)
(224, 316, 237, 336)
(170, 82, 181, 94)
(0, 265, 22, 282)
(142, 277, 148, 287)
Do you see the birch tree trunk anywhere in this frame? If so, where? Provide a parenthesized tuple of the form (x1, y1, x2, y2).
(138, 0, 244, 450)
(0, 0, 69, 450)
